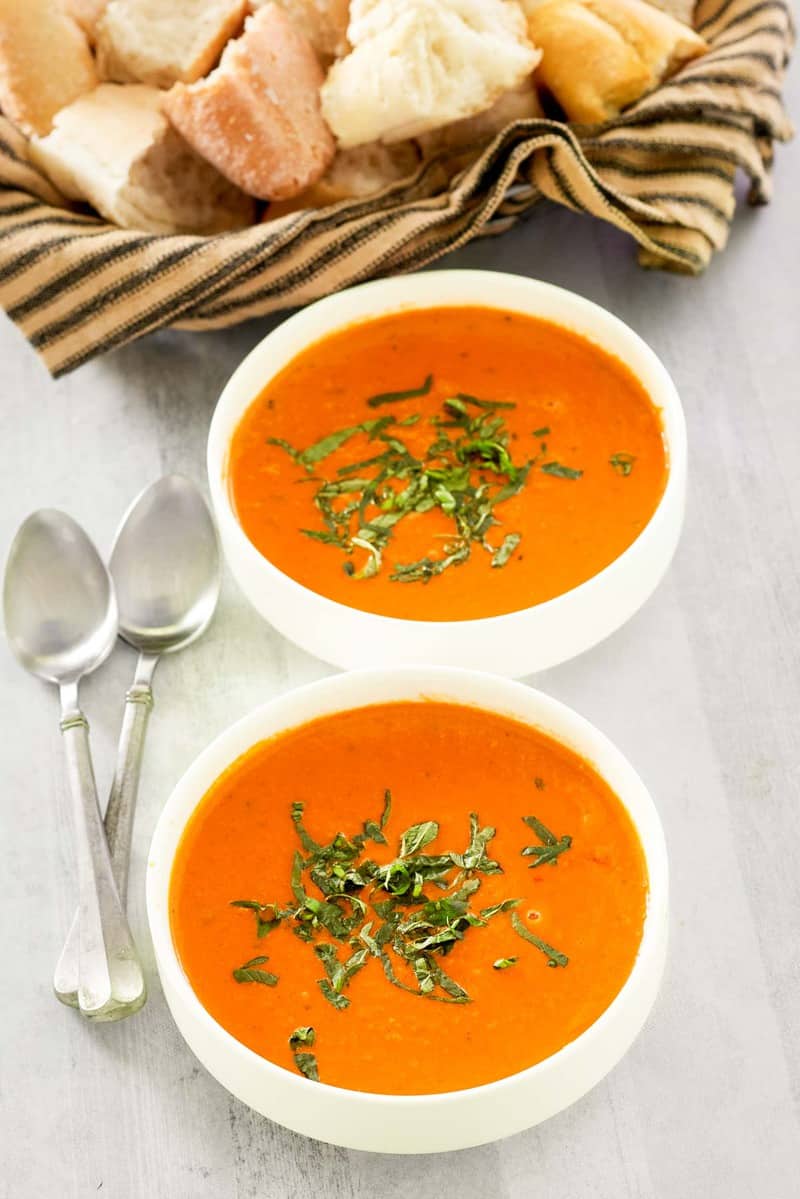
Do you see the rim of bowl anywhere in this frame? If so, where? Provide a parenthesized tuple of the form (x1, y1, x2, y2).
(207, 270, 687, 640)
(146, 665, 669, 1110)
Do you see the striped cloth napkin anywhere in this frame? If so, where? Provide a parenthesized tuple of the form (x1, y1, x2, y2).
(0, 0, 792, 377)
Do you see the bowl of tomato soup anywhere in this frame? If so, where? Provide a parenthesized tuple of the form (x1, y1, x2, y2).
(147, 667, 668, 1153)
(208, 271, 686, 676)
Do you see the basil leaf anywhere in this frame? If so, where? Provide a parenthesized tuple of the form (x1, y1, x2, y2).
(293, 1052, 319, 1081)
(511, 912, 569, 968)
(610, 452, 636, 476)
(491, 532, 521, 568)
(232, 956, 279, 986)
(541, 461, 583, 480)
(366, 374, 433, 407)
(400, 821, 439, 856)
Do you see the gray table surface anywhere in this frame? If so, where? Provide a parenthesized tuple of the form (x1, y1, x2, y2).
(2, 69, 799, 1197)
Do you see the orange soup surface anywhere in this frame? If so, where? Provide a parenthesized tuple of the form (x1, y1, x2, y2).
(170, 701, 648, 1095)
(229, 307, 668, 620)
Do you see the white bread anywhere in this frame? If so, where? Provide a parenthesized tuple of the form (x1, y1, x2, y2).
(321, 0, 541, 148)
(252, 0, 351, 60)
(63, 0, 110, 42)
(0, 0, 97, 136)
(30, 84, 255, 233)
(97, 0, 248, 88)
(266, 140, 420, 216)
(640, 0, 696, 24)
(523, 0, 706, 123)
(417, 78, 544, 158)
(163, 4, 335, 201)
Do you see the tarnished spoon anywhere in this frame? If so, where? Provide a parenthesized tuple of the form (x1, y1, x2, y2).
(53, 476, 220, 1008)
(4, 511, 146, 1020)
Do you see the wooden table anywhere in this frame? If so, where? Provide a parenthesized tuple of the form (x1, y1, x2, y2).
(2, 76, 798, 1197)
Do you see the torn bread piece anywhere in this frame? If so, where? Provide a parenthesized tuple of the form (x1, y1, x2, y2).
(251, 0, 351, 60)
(97, 0, 247, 88)
(163, 3, 335, 201)
(640, 0, 696, 24)
(63, 0, 110, 42)
(584, 0, 706, 80)
(265, 140, 420, 217)
(417, 78, 544, 158)
(30, 84, 255, 233)
(523, 0, 705, 124)
(0, 0, 97, 136)
(321, 0, 541, 148)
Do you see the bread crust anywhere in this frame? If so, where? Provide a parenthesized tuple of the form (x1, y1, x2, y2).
(524, 0, 706, 124)
(584, 0, 706, 79)
(255, 0, 351, 60)
(29, 83, 255, 233)
(163, 3, 335, 200)
(0, 0, 97, 136)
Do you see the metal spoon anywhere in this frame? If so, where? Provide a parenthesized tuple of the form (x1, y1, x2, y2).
(53, 476, 221, 1008)
(4, 511, 146, 1021)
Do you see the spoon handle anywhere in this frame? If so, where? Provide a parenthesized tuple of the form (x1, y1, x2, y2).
(54, 654, 157, 1010)
(56, 685, 147, 1021)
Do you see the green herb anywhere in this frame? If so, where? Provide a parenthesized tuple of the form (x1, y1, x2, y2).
(269, 391, 537, 586)
(610, 452, 636, 476)
(289, 1026, 316, 1048)
(366, 375, 433, 407)
(455, 392, 516, 411)
(230, 789, 572, 1077)
(541, 461, 583, 480)
(293, 1052, 320, 1082)
(232, 956, 279, 986)
(511, 912, 568, 968)
(230, 900, 286, 937)
(522, 815, 573, 868)
(399, 821, 439, 856)
(532, 426, 550, 437)
(491, 532, 521, 568)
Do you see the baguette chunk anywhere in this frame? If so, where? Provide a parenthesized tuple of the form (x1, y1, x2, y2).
(164, 3, 335, 201)
(321, 0, 541, 148)
(0, 0, 97, 136)
(253, 0, 351, 60)
(97, 0, 248, 88)
(30, 84, 255, 233)
(523, 0, 706, 123)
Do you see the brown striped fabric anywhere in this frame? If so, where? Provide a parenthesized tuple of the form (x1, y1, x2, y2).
(0, 0, 793, 376)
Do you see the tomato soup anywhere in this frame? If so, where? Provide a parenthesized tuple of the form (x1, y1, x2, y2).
(228, 307, 667, 621)
(170, 701, 648, 1095)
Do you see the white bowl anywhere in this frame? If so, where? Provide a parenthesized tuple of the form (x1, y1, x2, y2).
(207, 271, 687, 678)
(146, 667, 668, 1154)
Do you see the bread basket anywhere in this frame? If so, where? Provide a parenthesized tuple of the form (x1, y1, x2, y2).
(0, 0, 792, 377)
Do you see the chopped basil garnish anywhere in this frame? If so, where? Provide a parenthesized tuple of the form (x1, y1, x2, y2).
(269, 385, 590, 586)
(610, 452, 636, 476)
(540, 461, 583, 480)
(522, 815, 573, 868)
(232, 956, 279, 986)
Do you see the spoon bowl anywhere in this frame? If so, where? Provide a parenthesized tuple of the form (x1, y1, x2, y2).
(4, 510, 118, 685)
(111, 475, 220, 655)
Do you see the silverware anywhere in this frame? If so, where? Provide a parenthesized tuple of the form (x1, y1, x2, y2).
(52, 476, 220, 1008)
(4, 511, 146, 1020)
